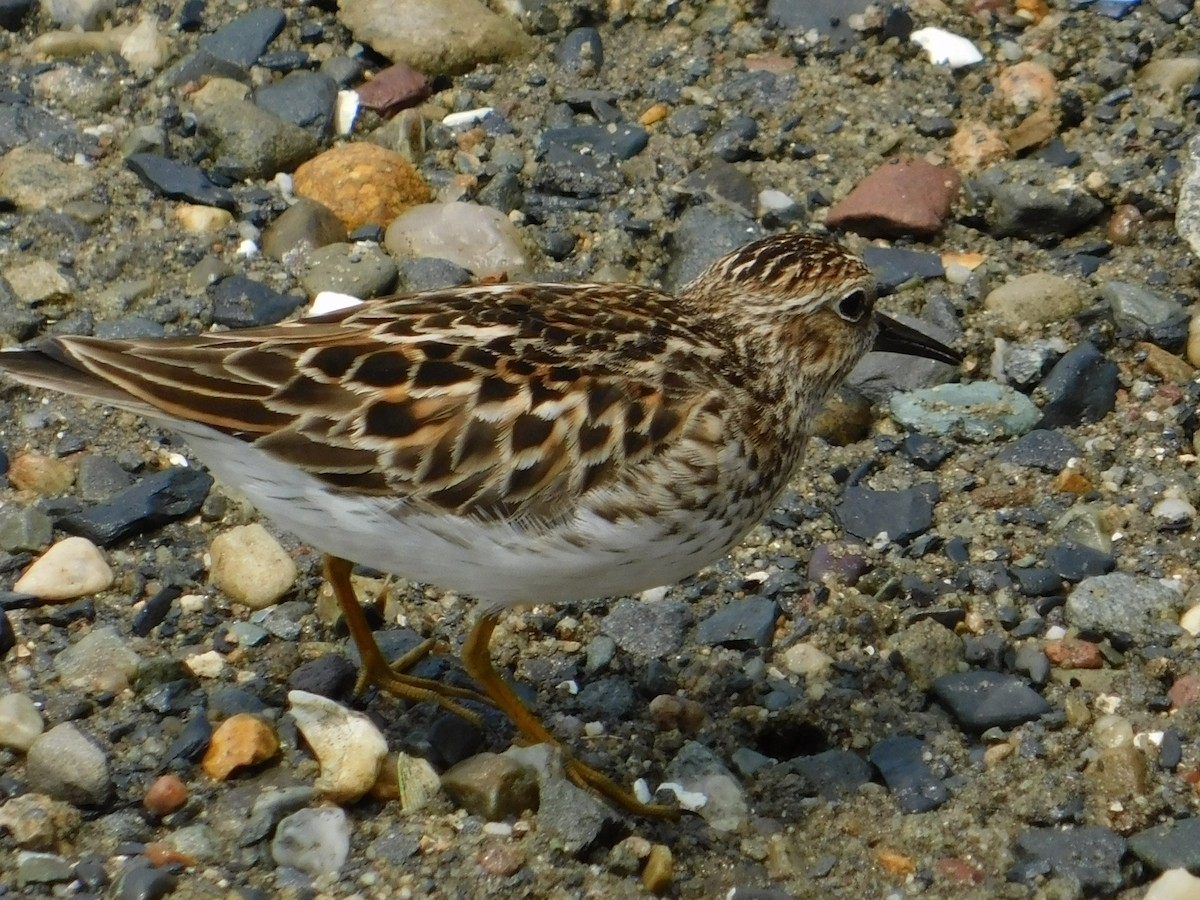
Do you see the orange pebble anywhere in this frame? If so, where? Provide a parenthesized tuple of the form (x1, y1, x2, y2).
(201, 714, 279, 780)
(144, 773, 188, 816)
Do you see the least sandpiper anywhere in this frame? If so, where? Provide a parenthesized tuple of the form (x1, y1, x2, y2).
(0, 233, 960, 815)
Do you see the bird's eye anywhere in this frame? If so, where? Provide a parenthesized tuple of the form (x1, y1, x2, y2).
(836, 289, 869, 322)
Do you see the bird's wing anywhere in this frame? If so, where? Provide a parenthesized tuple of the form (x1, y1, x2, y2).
(0, 283, 732, 522)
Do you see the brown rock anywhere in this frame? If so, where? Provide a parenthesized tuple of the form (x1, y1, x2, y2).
(642, 844, 673, 895)
(1168, 674, 1200, 710)
(357, 63, 430, 116)
(949, 120, 1008, 173)
(1044, 638, 1103, 669)
(201, 714, 279, 780)
(144, 774, 189, 816)
(293, 143, 431, 231)
(262, 198, 347, 261)
(1137, 342, 1195, 384)
(440, 752, 539, 820)
(477, 844, 526, 877)
(8, 452, 75, 495)
(1006, 107, 1059, 154)
(1108, 204, 1145, 245)
(996, 61, 1057, 112)
(1054, 468, 1091, 494)
(825, 157, 960, 238)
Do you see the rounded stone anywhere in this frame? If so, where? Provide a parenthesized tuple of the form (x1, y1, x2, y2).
(25, 723, 113, 806)
(14, 537, 113, 602)
(288, 690, 388, 803)
(208, 523, 297, 609)
(293, 142, 431, 231)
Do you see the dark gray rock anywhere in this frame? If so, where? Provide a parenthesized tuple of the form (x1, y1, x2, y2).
(395, 257, 473, 293)
(602, 597, 691, 659)
(1035, 342, 1118, 429)
(835, 484, 939, 545)
(869, 735, 948, 813)
(932, 672, 1051, 731)
(57, 467, 214, 547)
(786, 749, 873, 800)
(862, 245, 945, 294)
(1065, 572, 1182, 642)
(662, 206, 764, 292)
(996, 429, 1080, 472)
(1128, 817, 1200, 873)
(697, 597, 777, 649)
(1044, 543, 1116, 582)
(987, 182, 1105, 239)
(126, 153, 236, 210)
(255, 71, 339, 140)
(1008, 826, 1127, 893)
(199, 8, 286, 68)
(576, 675, 635, 719)
(556, 27, 603, 74)
(210, 275, 305, 327)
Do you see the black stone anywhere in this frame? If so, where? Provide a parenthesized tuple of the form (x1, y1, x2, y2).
(1128, 817, 1200, 873)
(697, 597, 778, 649)
(199, 8, 286, 68)
(869, 735, 947, 813)
(288, 654, 356, 699)
(57, 467, 214, 547)
(0, 607, 14, 658)
(111, 862, 177, 900)
(210, 275, 305, 328)
(710, 115, 759, 162)
(427, 713, 484, 768)
(932, 671, 1050, 731)
(395, 258, 472, 293)
(835, 484, 938, 545)
(257, 50, 312, 73)
(131, 585, 181, 637)
(1008, 826, 1127, 893)
(538, 124, 649, 162)
(207, 686, 268, 718)
(576, 676, 635, 719)
(178, 0, 205, 31)
(162, 712, 212, 766)
(901, 433, 953, 471)
(995, 429, 1080, 473)
(556, 27, 603, 74)
(785, 749, 873, 800)
(1044, 542, 1115, 582)
(126, 153, 236, 210)
(0, 0, 34, 32)
(1036, 139, 1081, 168)
(533, 147, 625, 197)
(1009, 567, 1063, 597)
(862, 245, 945, 294)
(255, 71, 337, 139)
(987, 182, 1105, 239)
(1036, 342, 1119, 429)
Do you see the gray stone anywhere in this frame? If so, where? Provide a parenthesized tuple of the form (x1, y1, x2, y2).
(1128, 816, 1200, 873)
(987, 182, 1104, 239)
(0, 506, 53, 552)
(194, 99, 319, 180)
(664, 741, 748, 832)
(1065, 572, 1182, 642)
(299, 242, 399, 299)
(602, 597, 691, 659)
(271, 807, 351, 877)
(931, 672, 1051, 731)
(890, 381, 1039, 442)
(697, 597, 777, 649)
(1176, 133, 1200, 259)
(662, 206, 764, 293)
(1101, 280, 1185, 333)
(26, 723, 113, 806)
(263, 198, 346, 263)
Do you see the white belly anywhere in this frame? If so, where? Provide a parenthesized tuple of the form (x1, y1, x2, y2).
(175, 421, 750, 607)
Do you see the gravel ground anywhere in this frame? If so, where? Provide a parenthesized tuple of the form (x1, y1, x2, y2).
(2, 1, 1200, 898)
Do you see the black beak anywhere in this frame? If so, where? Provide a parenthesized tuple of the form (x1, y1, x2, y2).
(873, 312, 962, 366)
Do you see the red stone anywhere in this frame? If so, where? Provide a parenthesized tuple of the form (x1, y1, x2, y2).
(357, 63, 431, 117)
(826, 157, 961, 238)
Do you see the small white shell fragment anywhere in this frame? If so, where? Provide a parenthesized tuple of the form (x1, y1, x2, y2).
(911, 27, 984, 68)
(289, 690, 388, 804)
(655, 782, 708, 811)
(443, 107, 494, 129)
(335, 90, 359, 136)
(309, 292, 365, 317)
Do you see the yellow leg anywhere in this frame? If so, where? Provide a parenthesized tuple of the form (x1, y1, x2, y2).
(462, 610, 680, 819)
(323, 555, 490, 724)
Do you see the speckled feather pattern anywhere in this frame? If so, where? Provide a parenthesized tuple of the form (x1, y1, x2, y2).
(0, 234, 888, 605)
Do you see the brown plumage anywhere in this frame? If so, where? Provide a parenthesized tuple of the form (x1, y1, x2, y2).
(0, 232, 960, 814)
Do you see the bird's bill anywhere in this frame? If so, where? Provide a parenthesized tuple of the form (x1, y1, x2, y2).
(873, 312, 962, 365)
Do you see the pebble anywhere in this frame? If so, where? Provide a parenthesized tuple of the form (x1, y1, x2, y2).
(110, 861, 177, 899)
(601, 597, 691, 659)
(201, 713, 279, 779)
(931, 672, 1051, 731)
(184, 649, 226, 679)
(910, 27, 982, 67)
(642, 843, 673, 895)
(0, 505, 54, 552)
(75, 454, 133, 501)
(862, 245, 945, 293)
(1178, 134, 1200, 259)
(7, 452, 76, 495)
(1130, 818, 1200, 876)
(440, 751, 539, 820)
(53, 625, 141, 693)
(1036, 342, 1119, 429)
(271, 806, 351, 878)
(336, 0, 532, 74)
(663, 741, 748, 832)
(949, 119, 1008, 173)
(125, 152, 236, 210)
(6, 258, 72, 303)
(58, 466, 214, 546)
(384, 201, 528, 276)
(996, 61, 1057, 112)
(1179, 603, 1200, 637)
(16, 849, 74, 886)
(890, 382, 1039, 442)
(209, 523, 297, 609)
(1152, 491, 1196, 530)
(697, 597, 777, 649)
(262, 198, 347, 262)
(387, 752, 442, 813)
(288, 690, 388, 803)
(1008, 826, 1126, 893)
(293, 141, 431, 232)
(0, 146, 96, 211)
(0, 691, 44, 751)
(1044, 638, 1103, 669)
(1139, 343, 1195, 385)
(781, 642, 834, 680)
(0, 793, 80, 850)
(173, 203, 233, 234)
(1144, 869, 1200, 900)
(14, 536, 113, 601)
(356, 62, 430, 117)
(506, 744, 616, 853)
(835, 484, 938, 545)
(198, 7, 285, 68)
(996, 429, 1080, 473)
(1103, 281, 1184, 333)
(1065, 572, 1182, 642)
(869, 735, 948, 813)
(986, 181, 1105, 240)
(119, 14, 169, 76)
(984, 273, 1085, 337)
(889, 618, 964, 691)
(193, 97, 319, 181)
(26, 722, 113, 806)
(299, 241, 398, 299)
(143, 774, 188, 817)
(210, 275, 305, 328)
(825, 157, 960, 237)
(255, 71, 339, 140)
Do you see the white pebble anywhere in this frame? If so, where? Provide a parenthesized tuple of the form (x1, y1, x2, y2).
(655, 782, 708, 812)
(308, 291, 365, 317)
(271, 807, 351, 877)
(15, 537, 113, 601)
(289, 690, 388, 804)
(1144, 868, 1200, 900)
(209, 524, 297, 609)
(335, 90, 360, 135)
(185, 650, 226, 679)
(1179, 603, 1200, 636)
(782, 642, 833, 679)
(911, 27, 984, 68)
(442, 107, 494, 128)
(483, 821, 513, 837)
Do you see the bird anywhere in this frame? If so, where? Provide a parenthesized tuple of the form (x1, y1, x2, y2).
(0, 232, 960, 816)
